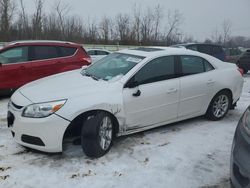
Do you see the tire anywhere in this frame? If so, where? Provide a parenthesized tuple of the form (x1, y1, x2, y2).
(81, 112, 113, 158)
(206, 91, 232, 121)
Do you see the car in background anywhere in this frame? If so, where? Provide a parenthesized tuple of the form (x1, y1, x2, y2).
(224, 48, 243, 63)
(86, 49, 111, 63)
(237, 49, 250, 74)
(0, 40, 91, 96)
(0, 42, 5, 50)
(231, 105, 250, 188)
(8, 47, 243, 158)
(171, 43, 226, 61)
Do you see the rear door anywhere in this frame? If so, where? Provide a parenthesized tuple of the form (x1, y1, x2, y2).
(57, 46, 80, 71)
(28, 45, 61, 82)
(178, 55, 215, 118)
(0, 46, 29, 89)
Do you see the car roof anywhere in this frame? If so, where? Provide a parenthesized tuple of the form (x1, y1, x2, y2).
(118, 46, 230, 69)
(119, 46, 195, 57)
(172, 43, 223, 47)
(5, 40, 81, 48)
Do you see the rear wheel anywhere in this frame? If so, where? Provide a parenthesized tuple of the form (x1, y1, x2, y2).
(81, 112, 113, 158)
(206, 91, 231, 121)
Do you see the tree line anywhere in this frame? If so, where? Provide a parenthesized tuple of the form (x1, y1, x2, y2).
(0, 0, 250, 47)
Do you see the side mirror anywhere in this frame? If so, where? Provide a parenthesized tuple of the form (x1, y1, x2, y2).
(0, 62, 2, 67)
(126, 81, 139, 88)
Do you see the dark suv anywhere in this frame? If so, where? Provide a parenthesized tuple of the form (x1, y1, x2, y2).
(237, 49, 250, 74)
(171, 43, 226, 61)
(0, 40, 91, 96)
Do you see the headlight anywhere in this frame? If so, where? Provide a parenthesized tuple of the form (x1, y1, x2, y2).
(22, 100, 67, 118)
(242, 107, 250, 135)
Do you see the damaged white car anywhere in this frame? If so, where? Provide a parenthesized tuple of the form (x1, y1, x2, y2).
(8, 47, 243, 158)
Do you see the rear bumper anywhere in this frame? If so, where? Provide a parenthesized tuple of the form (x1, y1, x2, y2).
(231, 119, 250, 188)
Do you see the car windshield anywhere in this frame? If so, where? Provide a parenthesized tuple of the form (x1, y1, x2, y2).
(81, 53, 145, 81)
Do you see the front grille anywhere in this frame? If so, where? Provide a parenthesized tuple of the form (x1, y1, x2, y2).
(7, 111, 15, 127)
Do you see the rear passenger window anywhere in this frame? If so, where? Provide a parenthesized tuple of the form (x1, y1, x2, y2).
(31, 46, 59, 61)
(204, 61, 214, 71)
(59, 47, 77, 57)
(181, 56, 214, 76)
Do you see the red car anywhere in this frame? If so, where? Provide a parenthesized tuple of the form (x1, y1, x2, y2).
(0, 40, 91, 96)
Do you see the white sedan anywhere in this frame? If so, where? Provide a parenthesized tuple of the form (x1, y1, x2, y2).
(8, 47, 243, 158)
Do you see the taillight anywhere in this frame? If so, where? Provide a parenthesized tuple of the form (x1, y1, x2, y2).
(237, 68, 244, 76)
(82, 57, 92, 65)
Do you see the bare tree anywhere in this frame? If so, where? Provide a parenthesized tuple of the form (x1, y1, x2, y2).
(0, 0, 15, 41)
(0, 1, 189, 45)
(19, 0, 28, 29)
(85, 18, 99, 43)
(140, 8, 154, 45)
(211, 28, 222, 44)
(164, 10, 183, 45)
(116, 13, 131, 44)
(14, 0, 29, 39)
(99, 16, 111, 44)
(132, 4, 142, 44)
(54, 0, 71, 38)
(64, 16, 83, 42)
(32, 0, 44, 39)
(153, 4, 163, 43)
(222, 19, 232, 46)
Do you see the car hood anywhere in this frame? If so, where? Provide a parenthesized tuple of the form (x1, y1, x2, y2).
(19, 70, 112, 103)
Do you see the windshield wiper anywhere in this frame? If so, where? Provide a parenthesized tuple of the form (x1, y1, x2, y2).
(84, 72, 99, 81)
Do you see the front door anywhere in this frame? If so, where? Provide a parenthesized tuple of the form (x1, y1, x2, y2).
(123, 56, 179, 130)
(0, 46, 29, 89)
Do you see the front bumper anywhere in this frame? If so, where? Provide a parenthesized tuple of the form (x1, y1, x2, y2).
(8, 100, 70, 153)
(231, 119, 250, 188)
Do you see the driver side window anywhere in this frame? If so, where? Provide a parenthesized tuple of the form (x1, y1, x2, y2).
(133, 56, 176, 85)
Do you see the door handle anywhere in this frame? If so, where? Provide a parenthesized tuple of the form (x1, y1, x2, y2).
(207, 79, 215, 85)
(133, 89, 141, 97)
(20, 66, 25, 70)
(167, 88, 178, 94)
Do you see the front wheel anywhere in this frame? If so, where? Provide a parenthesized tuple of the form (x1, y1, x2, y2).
(81, 112, 113, 158)
(206, 91, 231, 121)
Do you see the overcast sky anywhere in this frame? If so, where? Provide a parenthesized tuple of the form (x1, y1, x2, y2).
(23, 0, 250, 41)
